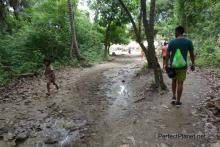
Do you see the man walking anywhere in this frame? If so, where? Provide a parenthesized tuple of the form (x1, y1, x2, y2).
(165, 26, 195, 108)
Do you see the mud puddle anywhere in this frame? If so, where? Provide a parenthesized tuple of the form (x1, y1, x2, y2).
(101, 64, 142, 120)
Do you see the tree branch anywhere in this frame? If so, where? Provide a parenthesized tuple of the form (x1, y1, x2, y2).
(138, 1, 142, 36)
(141, 0, 150, 37)
(118, 0, 140, 42)
(149, 0, 156, 35)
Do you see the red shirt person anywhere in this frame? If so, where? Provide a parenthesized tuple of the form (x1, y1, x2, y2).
(162, 42, 168, 69)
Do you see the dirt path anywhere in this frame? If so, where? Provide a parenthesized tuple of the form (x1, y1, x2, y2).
(0, 55, 219, 147)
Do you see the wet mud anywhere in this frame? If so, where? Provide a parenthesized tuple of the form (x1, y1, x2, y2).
(0, 55, 219, 147)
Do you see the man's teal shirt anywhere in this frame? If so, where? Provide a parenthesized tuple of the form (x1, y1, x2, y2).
(167, 38, 194, 69)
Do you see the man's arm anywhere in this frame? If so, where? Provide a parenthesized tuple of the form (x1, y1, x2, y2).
(189, 50, 195, 65)
(189, 50, 195, 71)
(189, 40, 195, 71)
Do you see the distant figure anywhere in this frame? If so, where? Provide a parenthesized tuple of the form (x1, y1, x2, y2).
(43, 58, 59, 96)
(165, 26, 195, 108)
(141, 49, 145, 60)
(128, 48, 131, 54)
(162, 41, 168, 69)
(112, 52, 117, 56)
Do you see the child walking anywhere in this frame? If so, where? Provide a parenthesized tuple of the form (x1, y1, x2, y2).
(43, 58, 59, 96)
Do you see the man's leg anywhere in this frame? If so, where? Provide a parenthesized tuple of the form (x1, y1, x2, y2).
(177, 80, 184, 102)
(172, 79, 177, 97)
(171, 79, 177, 104)
(175, 70, 186, 107)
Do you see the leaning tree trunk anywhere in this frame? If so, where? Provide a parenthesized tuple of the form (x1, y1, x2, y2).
(118, 0, 153, 68)
(138, 2, 153, 68)
(67, 0, 81, 60)
(141, 0, 166, 89)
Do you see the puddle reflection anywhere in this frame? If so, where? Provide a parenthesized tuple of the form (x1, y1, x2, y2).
(106, 84, 129, 119)
(119, 85, 127, 96)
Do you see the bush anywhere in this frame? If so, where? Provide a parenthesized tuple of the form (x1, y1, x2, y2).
(196, 39, 220, 68)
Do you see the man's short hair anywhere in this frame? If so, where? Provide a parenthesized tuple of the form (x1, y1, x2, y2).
(175, 26, 185, 34)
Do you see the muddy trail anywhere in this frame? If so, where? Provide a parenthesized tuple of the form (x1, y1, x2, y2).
(0, 55, 220, 147)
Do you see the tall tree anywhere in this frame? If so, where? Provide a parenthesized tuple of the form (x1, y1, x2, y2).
(118, 0, 153, 68)
(141, 0, 166, 89)
(67, 0, 82, 60)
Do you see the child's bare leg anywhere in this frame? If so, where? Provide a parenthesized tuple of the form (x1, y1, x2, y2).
(163, 58, 165, 69)
(47, 82, 51, 95)
(53, 81, 59, 90)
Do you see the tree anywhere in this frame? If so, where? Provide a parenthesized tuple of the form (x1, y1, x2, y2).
(141, 0, 166, 89)
(91, 0, 129, 59)
(67, 0, 82, 60)
(118, 0, 154, 68)
(118, 0, 166, 89)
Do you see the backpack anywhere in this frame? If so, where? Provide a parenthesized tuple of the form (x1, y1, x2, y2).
(171, 48, 186, 68)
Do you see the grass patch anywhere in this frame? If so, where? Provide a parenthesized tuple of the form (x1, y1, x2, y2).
(136, 63, 149, 76)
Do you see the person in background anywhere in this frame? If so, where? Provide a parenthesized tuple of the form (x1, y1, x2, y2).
(141, 49, 145, 60)
(162, 41, 168, 69)
(128, 48, 131, 54)
(43, 58, 59, 96)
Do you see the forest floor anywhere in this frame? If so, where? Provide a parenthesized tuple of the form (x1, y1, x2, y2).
(0, 54, 220, 147)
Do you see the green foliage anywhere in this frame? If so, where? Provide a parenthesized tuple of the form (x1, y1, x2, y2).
(188, 1, 220, 68)
(90, 0, 130, 51)
(108, 23, 130, 44)
(156, 0, 220, 69)
(75, 12, 104, 61)
(195, 38, 220, 67)
(155, 0, 175, 23)
(0, 0, 104, 85)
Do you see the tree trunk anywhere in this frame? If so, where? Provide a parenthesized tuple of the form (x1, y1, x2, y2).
(67, 0, 81, 60)
(138, 2, 153, 68)
(0, 1, 6, 25)
(104, 23, 111, 59)
(141, 0, 166, 90)
(118, 0, 153, 68)
(139, 42, 152, 67)
(107, 45, 110, 55)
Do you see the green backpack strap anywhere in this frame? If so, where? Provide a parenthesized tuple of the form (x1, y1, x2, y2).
(172, 48, 186, 68)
